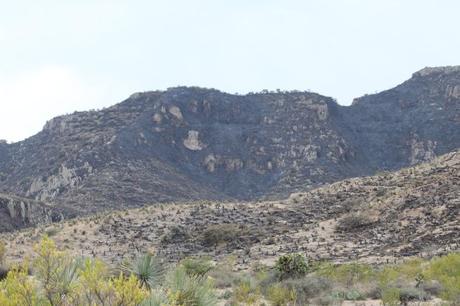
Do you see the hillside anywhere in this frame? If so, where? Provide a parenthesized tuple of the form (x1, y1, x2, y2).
(0, 66, 459, 216)
(2, 149, 458, 268)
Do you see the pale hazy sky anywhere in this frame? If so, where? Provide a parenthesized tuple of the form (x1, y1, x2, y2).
(1, 0, 459, 142)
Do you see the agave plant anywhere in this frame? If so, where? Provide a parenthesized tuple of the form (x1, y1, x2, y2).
(121, 254, 166, 290)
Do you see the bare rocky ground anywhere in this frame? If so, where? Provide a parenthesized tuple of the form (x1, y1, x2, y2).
(2, 150, 458, 272)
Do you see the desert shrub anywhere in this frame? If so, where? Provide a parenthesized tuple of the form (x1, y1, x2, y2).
(79, 258, 150, 305)
(376, 266, 399, 289)
(421, 280, 442, 296)
(231, 278, 262, 305)
(266, 283, 296, 306)
(33, 235, 82, 305)
(181, 257, 214, 279)
(110, 273, 149, 306)
(200, 224, 247, 246)
(336, 213, 373, 232)
(282, 275, 332, 302)
(330, 289, 364, 301)
(44, 226, 60, 237)
(398, 286, 430, 304)
(424, 252, 460, 302)
(275, 254, 309, 280)
(381, 287, 401, 306)
(79, 258, 113, 304)
(0, 264, 43, 306)
(208, 256, 241, 289)
(318, 262, 374, 287)
(397, 258, 425, 280)
(256, 270, 278, 294)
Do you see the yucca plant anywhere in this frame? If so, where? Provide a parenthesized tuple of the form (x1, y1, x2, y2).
(166, 266, 218, 306)
(121, 254, 166, 290)
(55, 257, 84, 302)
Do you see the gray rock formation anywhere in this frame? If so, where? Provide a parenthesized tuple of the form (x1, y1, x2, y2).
(0, 193, 62, 232)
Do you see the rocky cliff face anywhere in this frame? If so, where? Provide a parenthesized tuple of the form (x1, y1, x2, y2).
(0, 66, 459, 215)
(0, 193, 62, 232)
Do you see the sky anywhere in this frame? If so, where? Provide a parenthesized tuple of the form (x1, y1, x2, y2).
(0, 0, 459, 142)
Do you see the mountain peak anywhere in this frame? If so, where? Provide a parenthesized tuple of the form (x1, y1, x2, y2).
(413, 65, 460, 77)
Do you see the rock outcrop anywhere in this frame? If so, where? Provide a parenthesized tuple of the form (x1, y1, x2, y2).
(0, 193, 62, 232)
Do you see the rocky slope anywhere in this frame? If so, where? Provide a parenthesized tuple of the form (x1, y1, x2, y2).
(3, 149, 458, 267)
(0, 66, 459, 215)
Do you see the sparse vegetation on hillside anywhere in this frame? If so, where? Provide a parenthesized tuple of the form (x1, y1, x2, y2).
(1, 150, 458, 274)
(0, 236, 216, 306)
(0, 237, 459, 305)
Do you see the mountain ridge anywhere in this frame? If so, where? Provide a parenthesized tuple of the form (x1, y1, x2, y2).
(0, 66, 459, 217)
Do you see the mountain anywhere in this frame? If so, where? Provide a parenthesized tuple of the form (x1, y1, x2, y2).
(0, 66, 459, 216)
(3, 149, 458, 266)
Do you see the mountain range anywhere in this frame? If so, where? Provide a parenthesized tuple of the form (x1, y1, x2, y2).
(0, 66, 459, 221)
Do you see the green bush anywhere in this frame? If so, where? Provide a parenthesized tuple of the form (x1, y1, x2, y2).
(381, 287, 400, 306)
(275, 254, 309, 280)
(425, 252, 460, 302)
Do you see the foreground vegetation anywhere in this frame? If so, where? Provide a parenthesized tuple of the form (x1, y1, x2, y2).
(0, 238, 459, 305)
